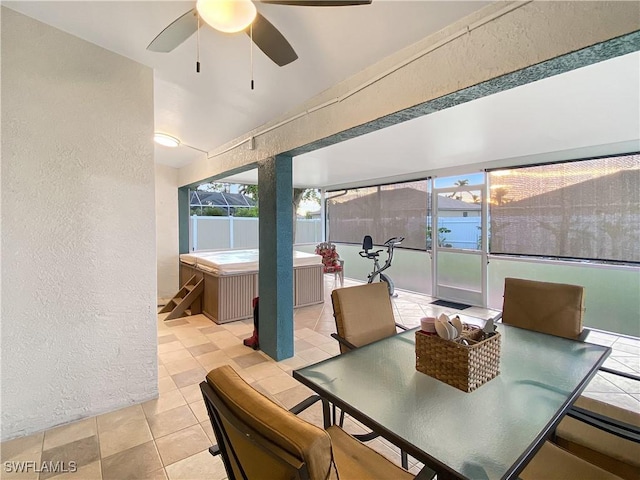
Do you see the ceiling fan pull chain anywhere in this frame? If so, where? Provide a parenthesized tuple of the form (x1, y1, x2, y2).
(250, 23, 254, 90)
(196, 14, 201, 73)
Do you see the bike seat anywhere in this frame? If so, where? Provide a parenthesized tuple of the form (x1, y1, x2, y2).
(360, 235, 379, 258)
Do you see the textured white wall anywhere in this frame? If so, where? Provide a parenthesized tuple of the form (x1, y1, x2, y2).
(155, 164, 179, 304)
(1, 8, 157, 440)
(179, 1, 640, 186)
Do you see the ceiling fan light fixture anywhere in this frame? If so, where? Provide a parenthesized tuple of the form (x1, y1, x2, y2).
(196, 0, 257, 34)
(154, 133, 181, 148)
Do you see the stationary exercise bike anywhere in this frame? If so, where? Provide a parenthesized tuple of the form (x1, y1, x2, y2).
(359, 235, 404, 297)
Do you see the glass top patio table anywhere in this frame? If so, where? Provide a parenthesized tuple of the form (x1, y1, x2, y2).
(293, 324, 611, 480)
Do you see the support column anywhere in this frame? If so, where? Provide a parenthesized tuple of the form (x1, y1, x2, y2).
(178, 186, 190, 254)
(258, 155, 294, 361)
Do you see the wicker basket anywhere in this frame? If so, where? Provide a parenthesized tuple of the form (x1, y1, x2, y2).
(415, 326, 501, 392)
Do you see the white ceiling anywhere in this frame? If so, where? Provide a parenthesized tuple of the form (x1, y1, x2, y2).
(4, 0, 492, 168)
(5, 1, 638, 189)
(222, 50, 640, 189)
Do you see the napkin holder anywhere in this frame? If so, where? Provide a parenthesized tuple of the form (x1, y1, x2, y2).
(415, 326, 501, 392)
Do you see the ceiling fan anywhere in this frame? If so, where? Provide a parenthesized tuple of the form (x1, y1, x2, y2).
(147, 0, 372, 67)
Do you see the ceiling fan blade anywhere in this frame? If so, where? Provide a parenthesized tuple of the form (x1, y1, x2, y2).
(259, 0, 371, 5)
(147, 8, 199, 52)
(246, 13, 298, 67)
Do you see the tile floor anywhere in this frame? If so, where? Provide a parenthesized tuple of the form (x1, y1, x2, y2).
(2, 277, 638, 480)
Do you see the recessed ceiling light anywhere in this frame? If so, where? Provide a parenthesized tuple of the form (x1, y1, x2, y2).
(154, 133, 180, 148)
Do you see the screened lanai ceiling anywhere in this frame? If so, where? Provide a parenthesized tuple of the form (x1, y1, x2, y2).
(6, 2, 636, 187)
(219, 50, 640, 190)
(3, 0, 492, 169)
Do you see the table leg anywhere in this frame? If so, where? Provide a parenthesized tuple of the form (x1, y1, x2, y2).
(322, 399, 332, 429)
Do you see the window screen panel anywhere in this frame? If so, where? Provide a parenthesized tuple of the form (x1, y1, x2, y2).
(489, 155, 640, 263)
(327, 180, 428, 250)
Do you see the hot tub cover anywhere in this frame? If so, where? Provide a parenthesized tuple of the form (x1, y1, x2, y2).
(180, 249, 322, 275)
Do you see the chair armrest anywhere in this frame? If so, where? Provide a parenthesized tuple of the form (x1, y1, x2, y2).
(351, 431, 379, 442)
(331, 333, 358, 351)
(289, 395, 323, 415)
(395, 323, 408, 331)
(414, 465, 437, 480)
(566, 406, 640, 443)
(598, 366, 640, 382)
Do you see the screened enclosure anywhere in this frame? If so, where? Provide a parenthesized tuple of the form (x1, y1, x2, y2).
(321, 155, 639, 336)
(326, 180, 429, 250)
(190, 191, 256, 216)
(488, 154, 640, 264)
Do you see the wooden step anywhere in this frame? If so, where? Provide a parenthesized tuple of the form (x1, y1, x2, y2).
(159, 298, 178, 314)
(163, 277, 204, 321)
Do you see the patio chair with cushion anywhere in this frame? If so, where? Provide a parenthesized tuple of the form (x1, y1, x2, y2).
(330, 281, 411, 467)
(330, 281, 408, 354)
(200, 364, 430, 480)
(520, 441, 625, 480)
(315, 242, 344, 287)
(501, 277, 587, 340)
(499, 277, 640, 479)
(555, 396, 640, 480)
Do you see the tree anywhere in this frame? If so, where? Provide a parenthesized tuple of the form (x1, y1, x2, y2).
(292, 188, 320, 240)
(238, 184, 320, 239)
(426, 226, 452, 249)
(239, 184, 259, 200)
(234, 206, 259, 217)
(239, 185, 319, 211)
(491, 187, 511, 205)
(198, 182, 228, 193)
(293, 188, 320, 214)
(448, 179, 469, 201)
(191, 206, 226, 216)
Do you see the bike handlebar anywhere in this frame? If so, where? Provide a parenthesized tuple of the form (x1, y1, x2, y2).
(360, 236, 403, 260)
(359, 249, 383, 258)
(384, 236, 404, 247)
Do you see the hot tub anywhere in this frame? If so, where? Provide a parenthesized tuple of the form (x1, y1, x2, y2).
(179, 249, 324, 324)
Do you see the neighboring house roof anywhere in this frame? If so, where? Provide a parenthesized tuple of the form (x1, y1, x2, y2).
(435, 195, 481, 211)
(329, 187, 480, 212)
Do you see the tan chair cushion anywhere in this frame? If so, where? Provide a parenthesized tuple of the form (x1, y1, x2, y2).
(207, 365, 333, 480)
(331, 282, 398, 354)
(502, 277, 584, 339)
(327, 425, 413, 480)
(521, 441, 623, 480)
(555, 396, 640, 480)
